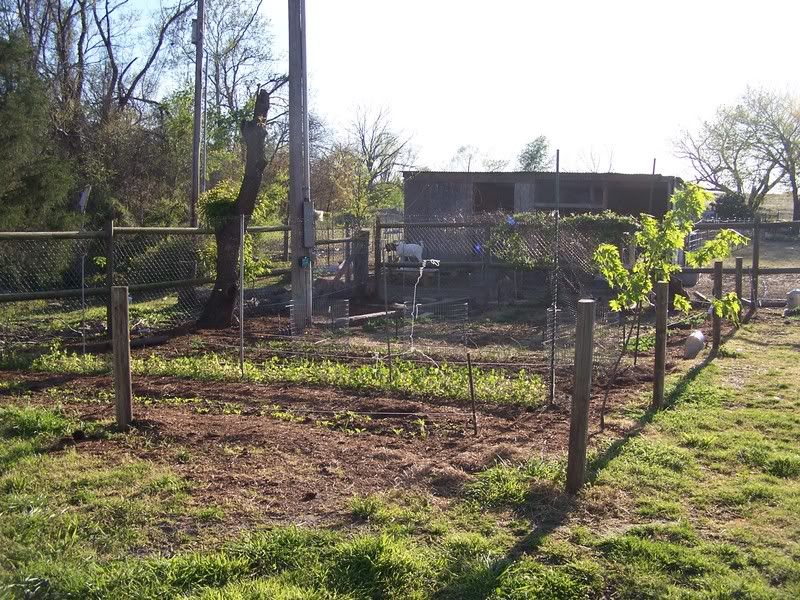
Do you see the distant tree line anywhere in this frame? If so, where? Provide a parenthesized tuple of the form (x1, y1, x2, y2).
(676, 89, 800, 221)
(0, 0, 411, 231)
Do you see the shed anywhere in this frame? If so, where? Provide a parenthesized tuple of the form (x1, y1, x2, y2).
(402, 171, 680, 221)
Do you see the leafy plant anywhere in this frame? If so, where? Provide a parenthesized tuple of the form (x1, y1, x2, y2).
(595, 183, 747, 318)
(713, 192, 754, 221)
(593, 183, 748, 428)
(197, 181, 285, 281)
(487, 211, 639, 271)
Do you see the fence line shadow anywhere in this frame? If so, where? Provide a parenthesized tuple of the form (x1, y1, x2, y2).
(478, 349, 719, 591)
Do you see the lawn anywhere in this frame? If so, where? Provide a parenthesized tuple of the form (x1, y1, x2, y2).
(0, 312, 799, 598)
(761, 193, 794, 220)
(714, 237, 800, 269)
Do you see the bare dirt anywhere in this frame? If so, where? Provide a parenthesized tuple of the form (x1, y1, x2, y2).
(0, 308, 757, 530)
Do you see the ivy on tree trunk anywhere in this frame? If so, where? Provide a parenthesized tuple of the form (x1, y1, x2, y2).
(198, 89, 270, 328)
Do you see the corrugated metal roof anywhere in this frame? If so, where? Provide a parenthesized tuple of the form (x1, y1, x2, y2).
(402, 170, 677, 180)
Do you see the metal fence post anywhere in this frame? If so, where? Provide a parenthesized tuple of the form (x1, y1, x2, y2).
(652, 281, 668, 410)
(345, 225, 352, 285)
(374, 216, 382, 294)
(734, 256, 743, 324)
(354, 228, 370, 297)
(239, 214, 245, 377)
(751, 218, 760, 311)
(111, 286, 132, 431)
(566, 298, 595, 494)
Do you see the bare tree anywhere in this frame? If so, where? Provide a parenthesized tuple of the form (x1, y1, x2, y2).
(169, 0, 279, 115)
(676, 102, 784, 210)
(449, 144, 507, 172)
(198, 88, 271, 328)
(2, 0, 193, 122)
(92, 0, 194, 121)
(578, 146, 614, 173)
(743, 88, 800, 221)
(352, 107, 411, 191)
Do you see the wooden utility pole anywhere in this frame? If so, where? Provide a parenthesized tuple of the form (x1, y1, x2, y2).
(289, 0, 313, 330)
(566, 298, 595, 494)
(190, 0, 205, 226)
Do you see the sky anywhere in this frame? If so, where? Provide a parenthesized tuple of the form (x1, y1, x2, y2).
(250, 1, 799, 176)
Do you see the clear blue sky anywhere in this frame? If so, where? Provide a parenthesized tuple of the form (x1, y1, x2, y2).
(183, 0, 800, 176)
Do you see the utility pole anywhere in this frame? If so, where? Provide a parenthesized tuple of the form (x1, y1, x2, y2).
(201, 49, 209, 194)
(289, 0, 314, 330)
(648, 157, 656, 214)
(190, 0, 205, 226)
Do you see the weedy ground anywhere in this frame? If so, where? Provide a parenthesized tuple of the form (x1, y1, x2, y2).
(0, 345, 546, 408)
(1, 312, 799, 598)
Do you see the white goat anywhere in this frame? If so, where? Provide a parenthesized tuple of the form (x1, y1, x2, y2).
(385, 241, 423, 263)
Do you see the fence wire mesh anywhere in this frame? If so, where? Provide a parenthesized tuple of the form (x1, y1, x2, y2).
(0, 235, 107, 355)
(3, 214, 798, 418)
(114, 230, 214, 335)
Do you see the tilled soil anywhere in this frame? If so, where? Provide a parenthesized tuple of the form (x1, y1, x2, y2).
(0, 369, 644, 526)
(0, 309, 749, 529)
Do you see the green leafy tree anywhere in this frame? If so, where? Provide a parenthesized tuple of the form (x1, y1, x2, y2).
(0, 34, 75, 230)
(593, 183, 748, 428)
(518, 135, 552, 171)
(713, 192, 754, 221)
(197, 178, 287, 282)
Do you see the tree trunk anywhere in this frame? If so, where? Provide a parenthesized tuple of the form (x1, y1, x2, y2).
(789, 170, 800, 223)
(197, 89, 270, 328)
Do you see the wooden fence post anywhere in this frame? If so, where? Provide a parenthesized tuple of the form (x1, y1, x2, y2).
(344, 225, 352, 284)
(353, 229, 370, 297)
(652, 281, 668, 410)
(111, 286, 132, 431)
(374, 216, 382, 294)
(751, 218, 760, 311)
(734, 256, 743, 323)
(712, 260, 722, 352)
(566, 298, 595, 495)
(105, 219, 115, 337)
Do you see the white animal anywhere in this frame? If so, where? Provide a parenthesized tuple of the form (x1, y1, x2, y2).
(386, 241, 423, 263)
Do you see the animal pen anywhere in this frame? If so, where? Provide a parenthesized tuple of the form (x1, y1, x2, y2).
(1, 213, 800, 438)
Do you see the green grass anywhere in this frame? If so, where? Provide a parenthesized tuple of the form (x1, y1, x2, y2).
(0, 295, 190, 337)
(716, 237, 799, 269)
(625, 330, 656, 353)
(2, 315, 800, 598)
(0, 404, 217, 596)
(465, 459, 563, 508)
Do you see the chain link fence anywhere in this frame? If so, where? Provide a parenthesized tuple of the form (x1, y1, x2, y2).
(372, 214, 633, 403)
(3, 214, 798, 413)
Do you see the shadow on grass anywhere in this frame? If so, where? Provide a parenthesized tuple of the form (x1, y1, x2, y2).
(482, 347, 722, 586)
(585, 353, 714, 482)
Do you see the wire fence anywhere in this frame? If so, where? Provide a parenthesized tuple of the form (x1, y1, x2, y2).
(2, 215, 799, 421)
(374, 215, 634, 401)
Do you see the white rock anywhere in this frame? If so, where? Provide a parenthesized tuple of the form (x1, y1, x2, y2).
(685, 330, 706, 359)
(788, 289, 800, 311)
